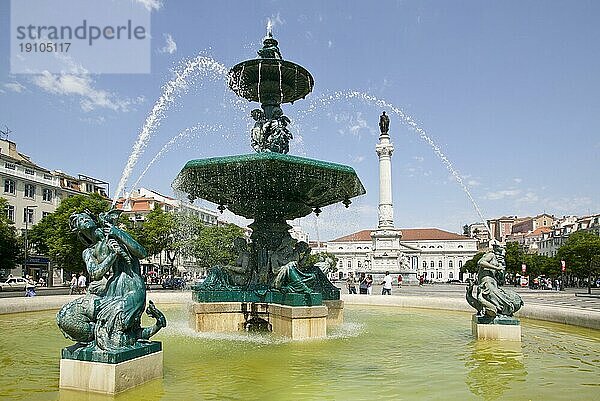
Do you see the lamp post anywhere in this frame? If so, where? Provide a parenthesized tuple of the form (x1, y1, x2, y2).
(23, 205, 37, 277)
(560, 260, 566, 291)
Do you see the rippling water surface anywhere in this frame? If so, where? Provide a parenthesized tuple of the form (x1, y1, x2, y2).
(0, 305, 598, 400)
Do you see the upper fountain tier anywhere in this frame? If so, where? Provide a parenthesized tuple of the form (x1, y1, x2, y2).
(228, 33, 314, 106)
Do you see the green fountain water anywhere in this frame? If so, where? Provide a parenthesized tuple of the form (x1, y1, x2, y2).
(2, 305, 599, 400)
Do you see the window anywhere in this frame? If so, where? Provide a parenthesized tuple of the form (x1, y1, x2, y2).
(86, 183, 93, 192)
(449, 260, 453, 268)
(439, 260, 443, 268)
(4, 162, 15, 170)
(5, 205, 14, 222)
(24, 168, 35, 175)
(347, 260, 351, 268)
(437, 271, 443, 279)
(4, 179, 15, 194)
(358, 261, 362, 268)
(458, 245, 464, 248)
(24, 184, 35, 198)
(422, 261, 427, 268)
(43, 174, 53, 180)
(43, 188, 53, 202)
(430, 261, 434, 268)
(23, 207, 34, 224)
(42, 211, 50, 219)
(459, 260, 463, 268)
(449, 272, 454, 279)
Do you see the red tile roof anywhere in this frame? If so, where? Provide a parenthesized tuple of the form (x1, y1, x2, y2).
(330, 228, 469, 242)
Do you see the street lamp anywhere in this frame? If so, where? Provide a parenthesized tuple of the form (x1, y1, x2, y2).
(23, 205, 37, 277)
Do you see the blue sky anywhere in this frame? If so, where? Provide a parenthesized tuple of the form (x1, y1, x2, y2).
(1, 0, 599, 241)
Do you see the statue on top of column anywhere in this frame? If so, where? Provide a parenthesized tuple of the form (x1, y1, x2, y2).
(379, 111, 390, 135)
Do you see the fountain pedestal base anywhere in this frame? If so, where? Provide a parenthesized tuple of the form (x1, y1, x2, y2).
(472, 314, 521, 341)
(190, 301, 330, 339)
(59, 351, 163, 395)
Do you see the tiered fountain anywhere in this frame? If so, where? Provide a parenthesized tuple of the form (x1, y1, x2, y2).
(173, 31, 365, 339)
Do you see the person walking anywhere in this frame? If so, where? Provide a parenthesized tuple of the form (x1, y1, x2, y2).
(69, 274, 77, 295)
(346, 273, 357, 294)
(25, 275, 36, 297)
(366, 274, 374, 295)
(77, 272, 87, 294)
(419, 275, 424, 286)
(397, 274, 403, 288)
(381, 271, 393, 295)
(359, 273, 368, 294)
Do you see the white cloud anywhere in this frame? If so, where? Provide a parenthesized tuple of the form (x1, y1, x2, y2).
(413, 156, 424, 162)
(467, 179, 481, 187)
(353, 155, 365, 163)
(268, 12, 285, 29)
(31, 70, 142, 112)
(513, 178, 523, 184)
(135, 0, 161, 11)
(328, 40, 333, 48)
(3, 82, 25, 93)
(484, 189, 521, 200)
(517, 192, 539, 203)
(158, 33, 177, 54)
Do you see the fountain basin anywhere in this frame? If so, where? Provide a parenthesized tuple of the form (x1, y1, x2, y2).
(1, 305, 598, 400)
(229, 58, 314, 104)
(173, 152, 366, 220)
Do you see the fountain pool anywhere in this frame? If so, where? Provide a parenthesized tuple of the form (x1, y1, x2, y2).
(1, 305, 598, 400)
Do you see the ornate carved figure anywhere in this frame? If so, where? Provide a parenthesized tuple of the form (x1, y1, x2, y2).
(57, 210, 166, 351)
(466, 243, 523, 320)
(379, 111, 390, 134)
(271, 239, 314, 294)
(250, 107, 293, 154)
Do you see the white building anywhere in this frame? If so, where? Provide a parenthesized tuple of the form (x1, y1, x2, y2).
(326, 228, 477, 283)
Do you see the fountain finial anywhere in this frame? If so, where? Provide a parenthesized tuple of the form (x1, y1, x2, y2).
(258, 30, 282, 59)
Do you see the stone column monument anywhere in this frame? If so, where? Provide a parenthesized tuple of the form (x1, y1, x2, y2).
(370, 112, 417, 283)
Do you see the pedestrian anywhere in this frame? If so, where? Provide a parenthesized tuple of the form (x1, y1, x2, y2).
(69, 274, 77, 295)
(25, 275, 36, 297)
(366, 274, 374, 295)
(419, 275, 424, 286)
(77, 272, 87, 294)
(359, 273, 368, 294)
(346, 273, 357, 294)
(381, 271, 393, 295)
(397, 274, 403, 288)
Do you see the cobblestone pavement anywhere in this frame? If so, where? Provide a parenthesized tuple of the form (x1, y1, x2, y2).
(337, 283, 600, 312)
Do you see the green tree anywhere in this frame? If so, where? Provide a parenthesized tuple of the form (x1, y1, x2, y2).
(556, 231, 600, 294)
(28, 193, 110, 273)
(504, 241, 526, 274)
(193, 223, 245, 271)
(0, 198, 21, 273)
(134, 205, 176, 266)
(461, 252, 484, 274)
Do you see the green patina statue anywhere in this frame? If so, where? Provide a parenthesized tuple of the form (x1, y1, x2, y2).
(57, 210, 166, 353)
(466, 243, 524, 322)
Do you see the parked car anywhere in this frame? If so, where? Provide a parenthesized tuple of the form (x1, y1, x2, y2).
(162, 277, 186, 290)
(0, 277, 29, 291)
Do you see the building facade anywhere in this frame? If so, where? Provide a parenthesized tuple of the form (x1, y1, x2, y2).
(326, 228, 477, 283)
(1, 138, 109, 282)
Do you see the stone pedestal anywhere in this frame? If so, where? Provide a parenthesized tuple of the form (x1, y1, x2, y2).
(323, 300, 344, 326)
(269, 304, 327, 339)
(190, 301, 329, 340)
(59, 351, 163, 395)
(472, 314, 521, 341)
